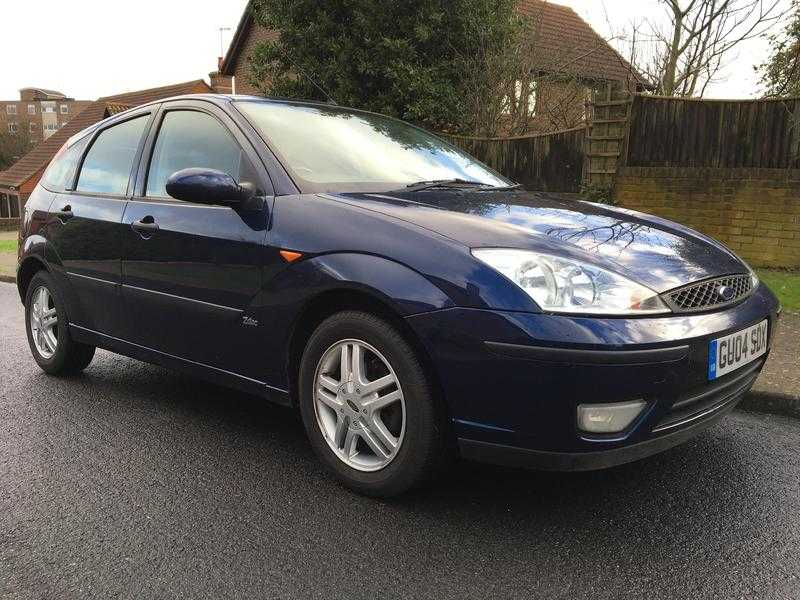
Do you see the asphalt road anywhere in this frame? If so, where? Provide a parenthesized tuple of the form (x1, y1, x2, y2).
(2, 282, 800, 600)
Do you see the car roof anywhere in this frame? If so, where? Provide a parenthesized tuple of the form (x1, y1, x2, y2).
(137, 93, 359, 114)
(65, 93, 377, 145)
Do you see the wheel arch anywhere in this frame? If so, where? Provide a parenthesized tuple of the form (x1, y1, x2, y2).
(285, 287, 448, 431)
(17, 255, 49, 302)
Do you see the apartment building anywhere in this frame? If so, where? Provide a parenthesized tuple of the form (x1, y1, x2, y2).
(0, 88, 92, 142)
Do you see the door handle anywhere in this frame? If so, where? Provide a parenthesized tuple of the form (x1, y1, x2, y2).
(131, 215, 159, 236)
(53, 205, 73, 221)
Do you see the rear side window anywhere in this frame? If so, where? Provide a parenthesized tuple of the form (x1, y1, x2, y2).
(76, 115, 149, 196)
(146, 110, 246, 198)
(41, 136, 90, 192)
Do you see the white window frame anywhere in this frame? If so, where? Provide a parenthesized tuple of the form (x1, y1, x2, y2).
(29, 122, 38, 133)
(60, 104, 69, 114)
(6, 105, 17, 115)
(27, 104, 36, 115)
(8, 123, 18, 134)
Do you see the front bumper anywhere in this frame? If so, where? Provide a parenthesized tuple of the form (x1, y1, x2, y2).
(406, 284, 780, 470)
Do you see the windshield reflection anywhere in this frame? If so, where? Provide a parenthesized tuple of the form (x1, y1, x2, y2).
(236, 101, 509, 192)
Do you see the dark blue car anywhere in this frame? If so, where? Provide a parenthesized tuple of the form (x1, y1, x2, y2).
(18, 94, 780, 496)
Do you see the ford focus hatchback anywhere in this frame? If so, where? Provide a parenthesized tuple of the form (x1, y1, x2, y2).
(17, 94, 780, 497)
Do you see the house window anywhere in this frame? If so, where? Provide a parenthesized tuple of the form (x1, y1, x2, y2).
(8, 123, 18, 134)
(6, 105, 17, 115)
(45, 124, 58, 132)
(503, 80, 538, 116)
(30, 122, 37, 134)
(43, 106, 55, 113)
(60, 105, 69, 114)
(0, 193, 21, 219)
(28, 104, 36, 115)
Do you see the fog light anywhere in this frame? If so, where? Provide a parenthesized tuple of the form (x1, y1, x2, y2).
(577, 400, 647, 434)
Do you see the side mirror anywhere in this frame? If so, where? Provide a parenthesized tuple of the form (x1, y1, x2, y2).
(165, 168, 254, 206)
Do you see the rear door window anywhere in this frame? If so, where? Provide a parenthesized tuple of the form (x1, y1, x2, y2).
(76, 115, 149, 196)
(41, 136, 90, 192)
(145, 110, 246, 198)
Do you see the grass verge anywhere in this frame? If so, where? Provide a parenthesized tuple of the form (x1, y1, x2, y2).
(0, 236, 17, 279)
(758, 269, 800, 313)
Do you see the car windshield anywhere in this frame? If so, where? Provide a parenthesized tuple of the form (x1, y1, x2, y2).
(236, 100, 511, 193)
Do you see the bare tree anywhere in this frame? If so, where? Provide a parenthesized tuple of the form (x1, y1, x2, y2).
(623, 0, 787, 97)
(454, 4, 543, 136)
(457, 4, 611, 136)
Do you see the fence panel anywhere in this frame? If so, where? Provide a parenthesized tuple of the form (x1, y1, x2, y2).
(441, 127, 585, 193)
(627, 95, 800, 169)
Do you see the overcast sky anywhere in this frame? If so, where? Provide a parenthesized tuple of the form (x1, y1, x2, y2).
(0, 0, 790, 102)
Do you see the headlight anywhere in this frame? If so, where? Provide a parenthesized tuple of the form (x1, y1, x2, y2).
(472, 248, 670, 315)
(747, 266, 759, 290)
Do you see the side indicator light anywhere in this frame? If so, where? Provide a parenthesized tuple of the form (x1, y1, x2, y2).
(280, 250, 303, 263)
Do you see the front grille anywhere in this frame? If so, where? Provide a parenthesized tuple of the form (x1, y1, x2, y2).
(663, 274, 752, 313)
(652, 359, 763, 433)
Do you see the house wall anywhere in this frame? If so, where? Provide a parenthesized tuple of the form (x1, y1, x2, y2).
(209, 71, 234, 94)
(231, 26, 279, 95)
(615, 167, 800, 268)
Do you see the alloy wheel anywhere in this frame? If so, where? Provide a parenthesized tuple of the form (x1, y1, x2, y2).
(313, 339, 406, 472)
(30, 286, 58, 359)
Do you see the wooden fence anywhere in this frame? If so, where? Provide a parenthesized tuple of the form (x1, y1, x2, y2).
(441, 127, 585, 193)
(626, 95, 800, 169)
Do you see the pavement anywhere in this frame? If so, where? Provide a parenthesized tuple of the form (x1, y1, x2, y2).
(3, 281, 800, 599)
(753, 313, 800, 406)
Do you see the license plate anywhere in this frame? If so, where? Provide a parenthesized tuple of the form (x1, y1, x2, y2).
(708, 320, 768, 380)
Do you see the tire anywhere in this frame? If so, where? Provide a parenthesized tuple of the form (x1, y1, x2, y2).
(298, 311, 447, 497)
(25, 271, 95, 375)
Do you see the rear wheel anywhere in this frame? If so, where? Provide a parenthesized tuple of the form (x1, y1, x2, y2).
(25, 271, 95, 375)
(299, 311, 447, 497)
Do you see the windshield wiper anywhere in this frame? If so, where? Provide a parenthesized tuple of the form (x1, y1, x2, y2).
(403, 179, 491, 192)
(480, 183, 524, 191)
(403, 179, 523, 192)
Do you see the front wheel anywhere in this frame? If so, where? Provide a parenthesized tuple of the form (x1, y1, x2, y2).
(25, 271, 95, 375)
(298, 311, 447, 497)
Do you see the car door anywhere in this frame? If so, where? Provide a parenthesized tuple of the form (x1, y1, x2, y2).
(45, 110, 153, 338)
(120, 100, 272, 374)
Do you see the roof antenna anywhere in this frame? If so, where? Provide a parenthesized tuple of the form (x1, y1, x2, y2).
(292, 64, 338, 105)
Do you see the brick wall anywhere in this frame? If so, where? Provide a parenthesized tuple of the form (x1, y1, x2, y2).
(232, 25, 279, 95)
(615, 167, 800, 268)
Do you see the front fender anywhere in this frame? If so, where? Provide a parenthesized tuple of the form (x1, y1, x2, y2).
(247, 252, 455, 390)
(288, 253, 455, 316)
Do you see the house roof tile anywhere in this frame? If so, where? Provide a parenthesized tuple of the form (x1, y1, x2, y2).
(517, 0, 651, 87)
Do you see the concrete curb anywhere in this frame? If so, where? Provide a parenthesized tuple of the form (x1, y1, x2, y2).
(739, 391, 800, 421)
(0, 275, 16, 285)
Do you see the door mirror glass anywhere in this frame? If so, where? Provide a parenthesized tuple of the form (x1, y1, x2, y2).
(165, 168, 252, 205)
